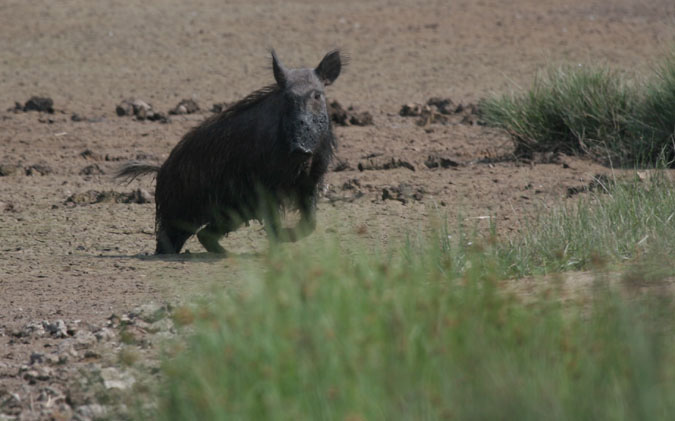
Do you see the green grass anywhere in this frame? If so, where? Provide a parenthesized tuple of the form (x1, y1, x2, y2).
(143, 177, 675, 421)
(480, 53, 675, 166)
(497, 173, 675, 276)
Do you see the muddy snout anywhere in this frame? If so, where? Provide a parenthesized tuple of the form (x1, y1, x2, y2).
(291, 144, 313, 159)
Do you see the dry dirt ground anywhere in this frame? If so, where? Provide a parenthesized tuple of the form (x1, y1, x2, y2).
(1, 0, 674, 419)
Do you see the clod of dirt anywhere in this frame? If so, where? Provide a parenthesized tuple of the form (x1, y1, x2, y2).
(79, 164, 105, 176)
(211, 102, 230, 113)
(12, 96, 55, 113)
(400, 98, 482, 126)
(399, 103, 428, 117)
(0, 162, 21, 176)
(566, 174, 612, 197)
(382, 183, 425, 204)
(323, 187, 364, 203)
(80, 149, 103, 161)
(25, 163, 53, 176)
(1, 201, 18, 212)
(116, 99, 170, 123)
(169, 99, 200, 115)
(70, 113, 85, 122)
(104, 154, 126, 162)
(328, 101, 373, 126)
(342, 178, 361, 190)
(134, 152, 158, 161)
(427, 97, 455, 115)
(64, 189, 153, 206)
(358, 156, 415, 172)
(332, 157, 352, 172)
(424, 155, 460, 169)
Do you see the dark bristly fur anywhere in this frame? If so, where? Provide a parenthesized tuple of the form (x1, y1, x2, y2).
(114, 49, 343, 254)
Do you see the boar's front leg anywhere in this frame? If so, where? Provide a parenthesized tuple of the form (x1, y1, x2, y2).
(293, 191, 317, 238)
(263, 191, 316, 243)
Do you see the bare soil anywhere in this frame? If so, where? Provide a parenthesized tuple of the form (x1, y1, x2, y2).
(1, 0, 674, 419)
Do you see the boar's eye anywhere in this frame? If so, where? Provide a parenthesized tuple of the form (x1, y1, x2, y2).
(313, 91, 322, 101)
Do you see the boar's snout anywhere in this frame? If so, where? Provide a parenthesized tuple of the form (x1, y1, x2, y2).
(291, 144, 313, 159)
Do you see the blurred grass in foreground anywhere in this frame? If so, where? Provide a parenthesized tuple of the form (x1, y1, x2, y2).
(144, 176, 675, 421)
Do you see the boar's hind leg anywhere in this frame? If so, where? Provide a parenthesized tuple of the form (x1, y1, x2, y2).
(197, 217, 241, 254)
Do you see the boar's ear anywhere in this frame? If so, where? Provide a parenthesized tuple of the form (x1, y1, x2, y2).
(271, 49, 288, 88)
(315, 50, 341, 86)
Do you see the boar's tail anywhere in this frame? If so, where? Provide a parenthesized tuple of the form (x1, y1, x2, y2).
(113, 161, 160, 183)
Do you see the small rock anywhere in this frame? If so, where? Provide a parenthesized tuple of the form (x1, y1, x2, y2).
(20, 365, 52, 383)
(75, 404, 108, 420)
(72, 331, 97, 349)
(44, 320, 69, 338)
(43, 353, 63, 365)
(148, 318, 174, 334)
(131, 99, 152, 117)
(116, 99, 169, 122)
(100, 367, 135, 391)
(94, 327, 116, 342)
(14, 321, 46, 338)
(30, 353, 44, 365)
(71, 113, 85, 122)
(132, 302, 169, 323)
(169, 99, 200, 115)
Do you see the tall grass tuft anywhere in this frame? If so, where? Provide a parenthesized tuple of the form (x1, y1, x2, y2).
(480, 53, 675, 166)
(637, 53, 675, 164)
(480, 66, 635, 160)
